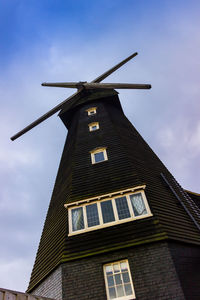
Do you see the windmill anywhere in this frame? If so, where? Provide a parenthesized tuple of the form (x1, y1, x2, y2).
(11, 53, 200, 300)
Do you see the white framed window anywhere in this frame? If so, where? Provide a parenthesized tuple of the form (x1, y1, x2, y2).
(88, 122, 99, 132)
(90, 147, 108, 164)
(86, 107, 97, 116)
(68, 190, 152, 235)
(104, 260, 136, 300)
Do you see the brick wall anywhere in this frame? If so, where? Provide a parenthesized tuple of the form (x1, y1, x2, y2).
(30, 241, 199, 299)
(169, 242, 200, 300)
(62, 241, 185, 300)
(31, 266, 62, 300)
(0, 288, 55, 300)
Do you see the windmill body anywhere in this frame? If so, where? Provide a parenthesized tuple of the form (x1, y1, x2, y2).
(11, 54, 200, 300)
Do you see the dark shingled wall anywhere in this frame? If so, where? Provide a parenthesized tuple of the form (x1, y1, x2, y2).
(28, 91, 200, 294)
(186, 190, 200, 209)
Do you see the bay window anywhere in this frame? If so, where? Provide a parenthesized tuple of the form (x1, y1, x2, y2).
(68, 189, 152, 235)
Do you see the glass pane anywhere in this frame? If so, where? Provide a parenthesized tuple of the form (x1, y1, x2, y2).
(94, 151, 105, 163)
(122, 272, 130, 283)
(109, 287, 116, 299)
(115, 196, 131, 220)
(120, 261, 128, 272)
(107, 275, 114, 287)
(130, 193, 147, 216)
(116, 285, 124, 297)
(92, 125, 97, 130)
(125, 284, 133, 296)
(72, 207, 84, 231)
(101, 200, 115, 223)
(86, 203, 100, 227)
(114, 274, 122, 285)
(105, 265, 113, 275)
(113, 263, 120, 273)
(89, 110, 95, 115)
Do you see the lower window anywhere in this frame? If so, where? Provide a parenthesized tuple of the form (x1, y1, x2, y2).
(104, 260, 136, 300)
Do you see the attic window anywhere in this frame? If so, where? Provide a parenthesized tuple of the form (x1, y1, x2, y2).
(90, 147, 108, 164)
(86, 107, 97, 116)
(88, 122, 99, 132)
(68, 190, 152, 235)
(103, 260, 136, 300)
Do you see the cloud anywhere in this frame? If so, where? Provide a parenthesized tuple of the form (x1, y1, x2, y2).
(156, 119, 200, 191)
(0, 258, 31, 292)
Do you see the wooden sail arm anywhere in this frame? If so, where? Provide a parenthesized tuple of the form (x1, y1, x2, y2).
(11, 52, 149, 141)
(91, 52, 138, 83)
(10, 89, 84, 141)
(41, 82, 151, 89)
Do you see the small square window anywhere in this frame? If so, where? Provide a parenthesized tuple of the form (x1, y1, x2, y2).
(90, 148, 108, 164)
(104, 260, 136, 300)
(94, 152, 104, 162)
(88, 122, 99, 132)
(86, 107, 97, 116)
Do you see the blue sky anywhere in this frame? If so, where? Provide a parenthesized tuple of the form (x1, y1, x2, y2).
(0, 0, 200, 292)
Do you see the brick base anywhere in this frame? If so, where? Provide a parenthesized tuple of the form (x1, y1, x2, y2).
(31, 265, 62, 300)
(30, 241, 200, 300)
(62, 241, 185, 300)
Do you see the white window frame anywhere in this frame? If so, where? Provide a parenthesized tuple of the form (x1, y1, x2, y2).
(103, 260, 136, 300)
(86, 107, 97, 116)
(88, 122, 99, 132)
(68, 189, 152, 236)
(90, 147, 108, 164)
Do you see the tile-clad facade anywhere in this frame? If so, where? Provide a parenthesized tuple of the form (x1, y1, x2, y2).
(28, 90, 200, 297)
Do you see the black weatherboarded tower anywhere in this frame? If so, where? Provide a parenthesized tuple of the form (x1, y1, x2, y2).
(12, 53, 200, 300)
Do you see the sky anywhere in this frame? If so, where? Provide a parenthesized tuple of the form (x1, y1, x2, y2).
(0, 0, 200, 292)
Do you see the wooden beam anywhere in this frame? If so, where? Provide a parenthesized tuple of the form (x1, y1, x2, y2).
(10, 89, 83, 141)
(41, 82, 151, 90)
(92, 52, 138, 83)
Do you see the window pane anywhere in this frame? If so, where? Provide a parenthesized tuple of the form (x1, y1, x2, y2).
(114, 274, 122, 285)
(105, 265, 113, 275)
(94, 151, 105, 163)
(113, 263, 120, 273)
(109, 287, 116, 299)
(122, 272, 130, 283)
(72, 207, 84, 231)
(101, 200, 115, 223)
(120, 261, 128, 272)
(107, 275, 114, 287)
(125, 284, 133, 296)
(92, 125, 97, 130)
(130, 193, 147, 216)
(115, 196, 131, 220)
(116, 285, 124, 297)
(86, 203, 100, 227)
